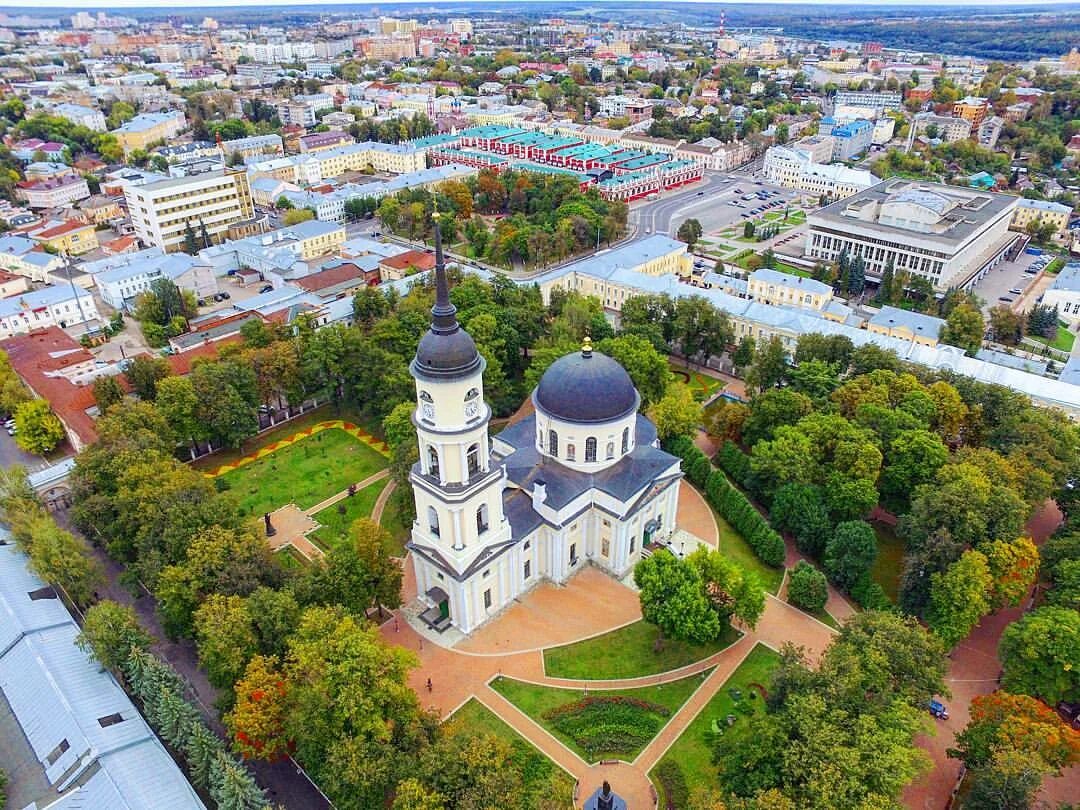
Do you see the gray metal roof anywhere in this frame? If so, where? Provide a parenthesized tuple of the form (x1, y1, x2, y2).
(0, 541, 205, 809)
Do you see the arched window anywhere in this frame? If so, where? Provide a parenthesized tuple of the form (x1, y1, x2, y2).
(476, 504, 489, 534)
(567, 443, 576, 462)
(548, 430, 558, 456)
(465, 387, 480, 400)
(467, 443, 480, 476)
(427, 506, 440, 537)
(419, 391, 433, 402)
(621, 427, 630, 454)
(428, 446, 440, 477)
(585, 437, 597, 462)
(606, 441, 615, 460)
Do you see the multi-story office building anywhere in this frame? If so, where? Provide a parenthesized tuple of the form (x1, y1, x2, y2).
(16, 174, 91, 209)
(276, 93, 334, 128)
(833, 90, 903, 112)
(913, 113, 973, 142)
(220, 134, 284, 160)
(952, 96, 990, 128)
(112, 111, 187, 155)
(806, 179, 1020, 291)
(819, 118, 873, 161)
(1010, 198, 1072, 237)
(47, 102, 106, 131)
(763, 146, 879, 201)
(126, 169, 256, 253)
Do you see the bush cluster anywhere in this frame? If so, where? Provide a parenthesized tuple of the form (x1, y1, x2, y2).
(667, 436, 786, 568)
(654, 759, 689, 810)
(542, 695, 670, 757)
(788, 561, 828, 612)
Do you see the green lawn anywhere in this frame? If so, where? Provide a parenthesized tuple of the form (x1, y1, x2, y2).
(218, 427, 389, 517)
(309, 478, 390, 552)
(490, 670, 710, 763)
(871, 522, 906, 603)
(711, 503, 784, 594)
(192, 405, 381, 471)
(380, 486, 414, 554)
(543, 620, 740, 680)
(650, 644, 781, 810)
(1028, 323, 1076, 352)
(274, 546, 308, 570)
(448, 699, 576, 806)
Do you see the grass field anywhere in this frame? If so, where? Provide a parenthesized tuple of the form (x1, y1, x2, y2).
(309, 478, 390, 552)
(192, 406, 381, 471)
(650, 644, 781, 810)
(379, 487, 413, 554)
(448, 699, 576, 805)
(543, 620, 740, 680)
(1028, 323, 1076, 353)
(490, 670, 710, 763)
(218, 427, 388, 517)
(871, 522, 905, 603)
(274, 546, 308, 570)
(710, 502, 784, 594)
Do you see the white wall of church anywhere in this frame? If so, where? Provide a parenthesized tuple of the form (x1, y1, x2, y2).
(532, 406, 638, 472)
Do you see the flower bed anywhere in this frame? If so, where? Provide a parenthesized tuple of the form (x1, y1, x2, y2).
(541, 695, 672, 758)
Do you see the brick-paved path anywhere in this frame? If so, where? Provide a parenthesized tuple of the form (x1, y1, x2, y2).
(675, 484, 718, 547)
(902, 500, 1080, 809)
(303, 468, 390, 516)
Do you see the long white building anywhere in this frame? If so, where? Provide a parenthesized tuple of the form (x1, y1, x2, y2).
(806, 179, 1020, 291)
(763, 146, 879, 201)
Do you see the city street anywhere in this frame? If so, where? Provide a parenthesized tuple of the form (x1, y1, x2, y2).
(628, 171, 803, 240)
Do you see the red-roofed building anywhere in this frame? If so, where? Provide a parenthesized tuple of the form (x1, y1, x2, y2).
(1, 326, 244, 451)
(378, 249, 436, 282)
(1, 327, 101, 450)
(295, 262, 379, 298)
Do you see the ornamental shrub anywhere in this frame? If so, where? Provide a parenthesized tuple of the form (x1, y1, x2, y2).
(787, 561, 828, 612)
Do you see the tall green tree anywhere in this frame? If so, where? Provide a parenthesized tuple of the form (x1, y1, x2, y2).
(927, 549, 993, 649)
(634, 549, 721, 644)
(14, 399, 65, 455)
(999, 606, 1080, 704)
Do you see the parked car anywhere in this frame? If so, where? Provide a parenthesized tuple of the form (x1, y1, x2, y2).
(6, 425, 16, 437)
(999, 296, 1014, 303)
(1009, 288, 1023, 295)
(258, 284, 274, 294)
(928, 700, 949, 720)
(219, 291, 230, 300)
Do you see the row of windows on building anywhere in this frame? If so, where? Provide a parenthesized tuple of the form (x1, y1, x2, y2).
(541, 427, 630, 463)
(809, 232, 946, 277)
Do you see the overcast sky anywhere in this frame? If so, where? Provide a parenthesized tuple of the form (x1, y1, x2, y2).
(15, 0, 1080, 8)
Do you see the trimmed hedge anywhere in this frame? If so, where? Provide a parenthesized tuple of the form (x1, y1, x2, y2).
(715, 440, 751, 488)
(666, 435, 786, 569)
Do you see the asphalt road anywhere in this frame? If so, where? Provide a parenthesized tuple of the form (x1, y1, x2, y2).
(629, 171, 739, 237)
(0, 429, 42, 471)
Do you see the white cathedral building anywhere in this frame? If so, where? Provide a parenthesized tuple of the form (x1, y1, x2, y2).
(407, 217, 684, 635)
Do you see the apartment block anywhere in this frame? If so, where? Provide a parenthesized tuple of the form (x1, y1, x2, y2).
(126, 169, 256, 253)
(16, 174, 91, 209)
(952, 96, 990, 128)
(112, 110, 187, 155)
(1010, 198, 1072, 237)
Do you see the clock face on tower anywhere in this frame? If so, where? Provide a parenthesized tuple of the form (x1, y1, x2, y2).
(465, 399, 479, 420)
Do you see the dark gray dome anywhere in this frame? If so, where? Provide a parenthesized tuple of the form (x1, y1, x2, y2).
(535, 348, 638, 424)
(412, 325, 483, 380)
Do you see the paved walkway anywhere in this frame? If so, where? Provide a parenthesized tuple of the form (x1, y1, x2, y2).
(303, 469, 390, 516)
(370, 479, 397, 524)
(675, 484, 718, 547)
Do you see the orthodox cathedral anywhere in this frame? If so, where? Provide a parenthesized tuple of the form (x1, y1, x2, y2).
(408, 217, 683, 635)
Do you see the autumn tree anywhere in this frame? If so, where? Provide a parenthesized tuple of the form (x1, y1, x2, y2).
(949, 691, 1080, 772)
(226, 655, 291, 761)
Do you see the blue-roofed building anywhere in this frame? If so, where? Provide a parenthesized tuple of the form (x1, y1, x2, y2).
(820, 117, 873, 160)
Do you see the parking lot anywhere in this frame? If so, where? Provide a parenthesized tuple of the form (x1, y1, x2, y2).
(972, 251, 1046, 314)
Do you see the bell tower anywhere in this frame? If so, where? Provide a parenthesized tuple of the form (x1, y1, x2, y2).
(407, 213, 511, 633)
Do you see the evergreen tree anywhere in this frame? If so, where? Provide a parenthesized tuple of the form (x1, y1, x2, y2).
(183, 221, 198, 255)
(848, 255, 866, 295)
(877, 257, 895, 303)
(184, 723, 224, 791)
(209, 752, 268, 810)
(199, 220, 211, 249)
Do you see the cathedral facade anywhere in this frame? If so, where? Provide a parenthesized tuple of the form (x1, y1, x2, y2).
(407, 221, 683, 635)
